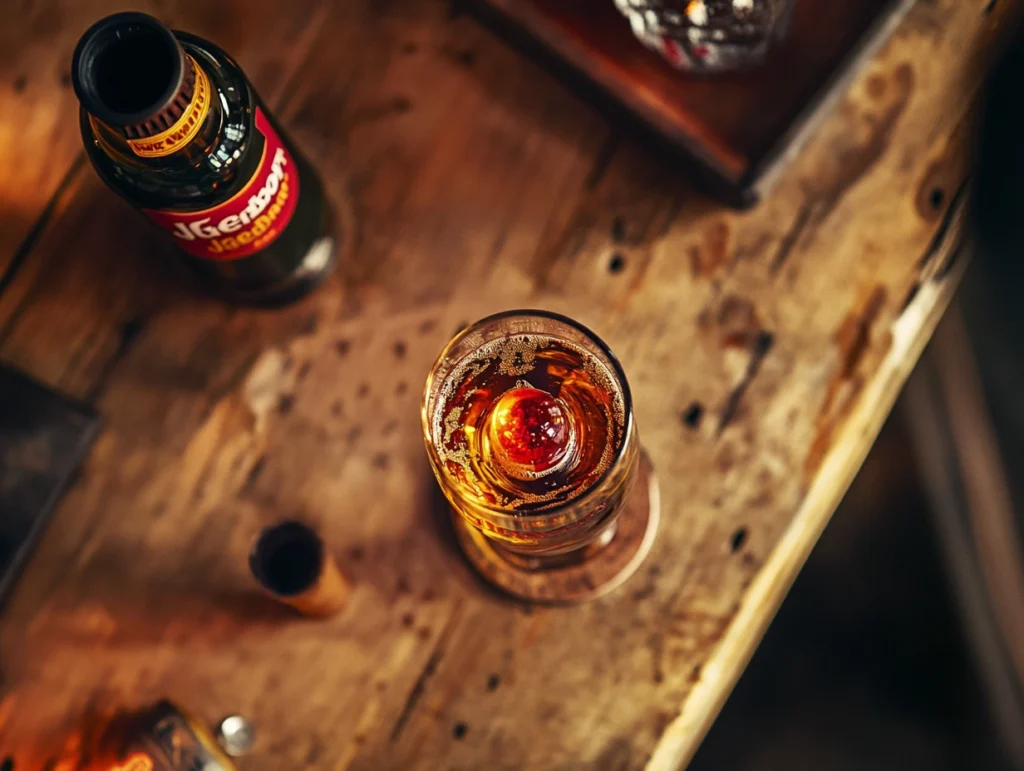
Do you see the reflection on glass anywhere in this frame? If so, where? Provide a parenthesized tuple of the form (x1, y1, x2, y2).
(614, 0, 796, 73)
(423, 311, 657, 602)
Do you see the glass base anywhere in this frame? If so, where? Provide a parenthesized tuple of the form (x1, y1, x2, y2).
(452, 450, 660, 604)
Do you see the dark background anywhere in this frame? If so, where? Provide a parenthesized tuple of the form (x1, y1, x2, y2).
(690, 405, 1010, 771)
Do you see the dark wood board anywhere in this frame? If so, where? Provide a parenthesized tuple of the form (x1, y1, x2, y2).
(0, 365, 100, 607)
(470, 0, 917, 207)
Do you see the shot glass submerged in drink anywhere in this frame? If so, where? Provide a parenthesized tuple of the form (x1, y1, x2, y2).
(422, 311, 659, 603)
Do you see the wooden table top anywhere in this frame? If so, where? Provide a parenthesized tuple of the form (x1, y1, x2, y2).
(0, 1, 1008, 768)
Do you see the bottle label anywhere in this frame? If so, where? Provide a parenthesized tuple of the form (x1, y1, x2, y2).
(142, 109, 301, 261)
(127, 58, 212, 158)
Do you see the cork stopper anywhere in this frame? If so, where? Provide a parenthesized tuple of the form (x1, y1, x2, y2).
(71, 12, 194, 139)
(249, 521, 351, 618)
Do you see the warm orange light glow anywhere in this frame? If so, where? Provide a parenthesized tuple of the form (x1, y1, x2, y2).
(109, 754, 153, 771)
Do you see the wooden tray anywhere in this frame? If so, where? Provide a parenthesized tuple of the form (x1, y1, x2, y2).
(469, 0, 917, 207)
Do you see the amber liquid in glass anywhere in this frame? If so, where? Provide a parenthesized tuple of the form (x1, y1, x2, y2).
(432, 334, 627, 517)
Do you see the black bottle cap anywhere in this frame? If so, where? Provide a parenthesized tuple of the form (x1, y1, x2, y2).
(71, 12, 195, 139)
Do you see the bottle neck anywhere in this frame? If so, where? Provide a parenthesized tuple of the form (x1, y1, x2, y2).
(86, 54, 225, 168)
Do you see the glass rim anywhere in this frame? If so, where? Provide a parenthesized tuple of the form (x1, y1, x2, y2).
(421, 308, 635, 524)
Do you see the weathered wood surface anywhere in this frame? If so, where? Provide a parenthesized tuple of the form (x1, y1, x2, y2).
(0, 0, 1010, 768)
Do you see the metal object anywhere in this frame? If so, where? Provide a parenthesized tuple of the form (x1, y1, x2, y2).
(216, 714, 256, 757)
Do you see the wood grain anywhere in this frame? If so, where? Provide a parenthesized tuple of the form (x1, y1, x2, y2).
(0, 0, 1013, 769)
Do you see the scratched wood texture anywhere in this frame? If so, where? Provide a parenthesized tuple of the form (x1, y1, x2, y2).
(0, 0, 1011, 769)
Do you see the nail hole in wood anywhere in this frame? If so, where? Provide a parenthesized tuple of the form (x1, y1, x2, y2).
(984, 0, 997, 14)
(682, 402, 704, 429)
(453, 722, 468, 739)
(754, 330, 775, 356)
(730, 527, 748, 553)
(608, 253, 626, 274)
(120, 316, 146, 347)
(929, 188, 945, 211)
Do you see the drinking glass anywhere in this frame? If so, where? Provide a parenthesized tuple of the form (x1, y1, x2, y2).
(614, 0, 796, 73)
(422, 310, 659, 603)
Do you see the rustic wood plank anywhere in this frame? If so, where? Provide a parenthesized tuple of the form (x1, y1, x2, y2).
(0, 0, 1013, 769)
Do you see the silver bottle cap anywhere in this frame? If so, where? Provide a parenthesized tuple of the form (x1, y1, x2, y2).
(216, 715, 256, 757)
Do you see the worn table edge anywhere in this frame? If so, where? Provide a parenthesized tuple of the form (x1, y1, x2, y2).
(645, 211, 970, 771)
